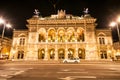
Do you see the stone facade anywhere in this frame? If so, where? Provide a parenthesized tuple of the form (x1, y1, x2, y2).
(113, 42, 120, 57)
(10, 10, 114, 60)
(0, 36, 12, 59)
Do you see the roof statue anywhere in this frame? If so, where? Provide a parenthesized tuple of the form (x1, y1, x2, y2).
(83, 8, 89, 14)
(34, 9, 40, 16)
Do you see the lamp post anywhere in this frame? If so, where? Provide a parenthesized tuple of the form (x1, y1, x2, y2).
(110, 21, 120, 44)
(0, 18, 12, 58)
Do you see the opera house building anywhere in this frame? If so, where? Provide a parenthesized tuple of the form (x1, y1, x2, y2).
(10, 10, 114, 61)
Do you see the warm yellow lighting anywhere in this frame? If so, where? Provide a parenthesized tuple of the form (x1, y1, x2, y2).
(0, 18, 5, 24)
(108, 50, 111, 53)
(6, 52, 9, 55)
(6, 23, 12, 28)
(117, 16, 120, 22)
(110, 22, 117, 27)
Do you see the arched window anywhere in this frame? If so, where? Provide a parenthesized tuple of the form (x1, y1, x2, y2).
(19, 38, 25, 45)
(99, 37, 105, 44)
(38, 28, 46, 42)
(38, 34, 45, 42)
(77, 28, 84, 42)
(58, 29, 65, 42)
(48, 29, 55, 42)
(67, 30, 75, 42)
(98, 33, 106, 45)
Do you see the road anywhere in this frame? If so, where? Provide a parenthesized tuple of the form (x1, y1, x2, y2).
(0, 60, 120, 80)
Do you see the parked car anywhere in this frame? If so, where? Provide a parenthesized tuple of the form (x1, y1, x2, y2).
(63, 58, 80, 63)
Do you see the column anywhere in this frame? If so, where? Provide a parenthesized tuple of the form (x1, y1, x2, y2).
(65, 48, 68, 59)
(44, 31, 48, 60)
(55, 48, 58, 60)
(44, 48, 48, 60)
(75, 31, 78, 58)
(55, 30, 58, 60)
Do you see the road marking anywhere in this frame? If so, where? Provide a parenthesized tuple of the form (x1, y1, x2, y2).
(14, 71, 24, 75)
(59, 76, 75, 80)
(59, 76, 96, 80)
(57, 72, 88, 73)
(70, 76, 96, 78)
(0, 75, 8, 77)
(109, 68, 120, 71)
(62, 69, 70, 72)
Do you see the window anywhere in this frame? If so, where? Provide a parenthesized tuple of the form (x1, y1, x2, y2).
(100, 51, 107, 59)
(39, 34, 45, 42)
(17, 51, 24, 59)
(99, 37, 105, 44)
(19, 38, 25, 45)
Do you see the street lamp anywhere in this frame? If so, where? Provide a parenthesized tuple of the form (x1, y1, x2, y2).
(0, 18, 12, 58)
(110, 21, 120, 44)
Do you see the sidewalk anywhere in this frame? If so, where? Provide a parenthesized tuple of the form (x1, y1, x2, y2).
(1, 59, 120, 64)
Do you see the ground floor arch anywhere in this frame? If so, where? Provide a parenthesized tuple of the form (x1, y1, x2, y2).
(58, 48, 65, 59)
(38, 49, 45, 59)
(68, 48, 74, 59)
(78, 48, 85, 59)
(48, 48, 55, 59)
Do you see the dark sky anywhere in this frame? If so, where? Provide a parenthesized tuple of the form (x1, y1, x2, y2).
(0, 0, 120, 41)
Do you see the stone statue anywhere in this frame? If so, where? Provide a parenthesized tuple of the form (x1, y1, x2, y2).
(34, 9, 40, 16)
(83, 8, 89, 14)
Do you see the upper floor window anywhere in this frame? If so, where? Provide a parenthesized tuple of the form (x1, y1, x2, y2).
(19, 38, 25, 45)
(77, 28, 84, 42)
(99, 37, 105, 44)
(39, 34, 45, 42)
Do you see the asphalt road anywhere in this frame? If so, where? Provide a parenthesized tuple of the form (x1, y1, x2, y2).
(0, 61, 120, 80)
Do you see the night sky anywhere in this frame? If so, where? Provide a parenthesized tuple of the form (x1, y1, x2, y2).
(0, 0, 120, 41)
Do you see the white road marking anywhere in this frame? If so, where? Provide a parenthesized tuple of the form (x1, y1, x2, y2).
(109, 68, 120, 70)
(59, 76, 75, 80)
(70, 76, 96, 78)
(57, 72, 88, 73)
(14, 71, 24, 75)
(0, 75, 8, 77)
(62, 69, 70, 72)
(59, 76, 96, 80)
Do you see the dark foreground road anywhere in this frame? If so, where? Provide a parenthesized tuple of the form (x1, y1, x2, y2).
(0, 60, 120, 80)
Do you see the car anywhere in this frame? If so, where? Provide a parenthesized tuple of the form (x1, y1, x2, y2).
(63, 58, 80, 63)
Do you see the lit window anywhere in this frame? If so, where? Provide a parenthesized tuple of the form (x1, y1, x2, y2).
(99, 37, 105, 44)
(19, 38, 25, 45)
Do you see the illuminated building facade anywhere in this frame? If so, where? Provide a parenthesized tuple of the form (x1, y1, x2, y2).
(113, 42, 120, 58)
(0, 36, 12, 59)
(10, 10, 114, 60)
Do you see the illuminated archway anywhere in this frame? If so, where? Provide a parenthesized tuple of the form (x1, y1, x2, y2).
(38, 28, 46, 42)
(58, 48, 65, 59)
(78, 48, 85, 59)
(49, 48, 55, 59)
(68, 48, 74, 59)
(48, 29, 56, 42)
(38, 49, 45, 59)
(77, 28, 84, 42)
(67, 28, 75, 42)
(58, 29, 65, 42)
